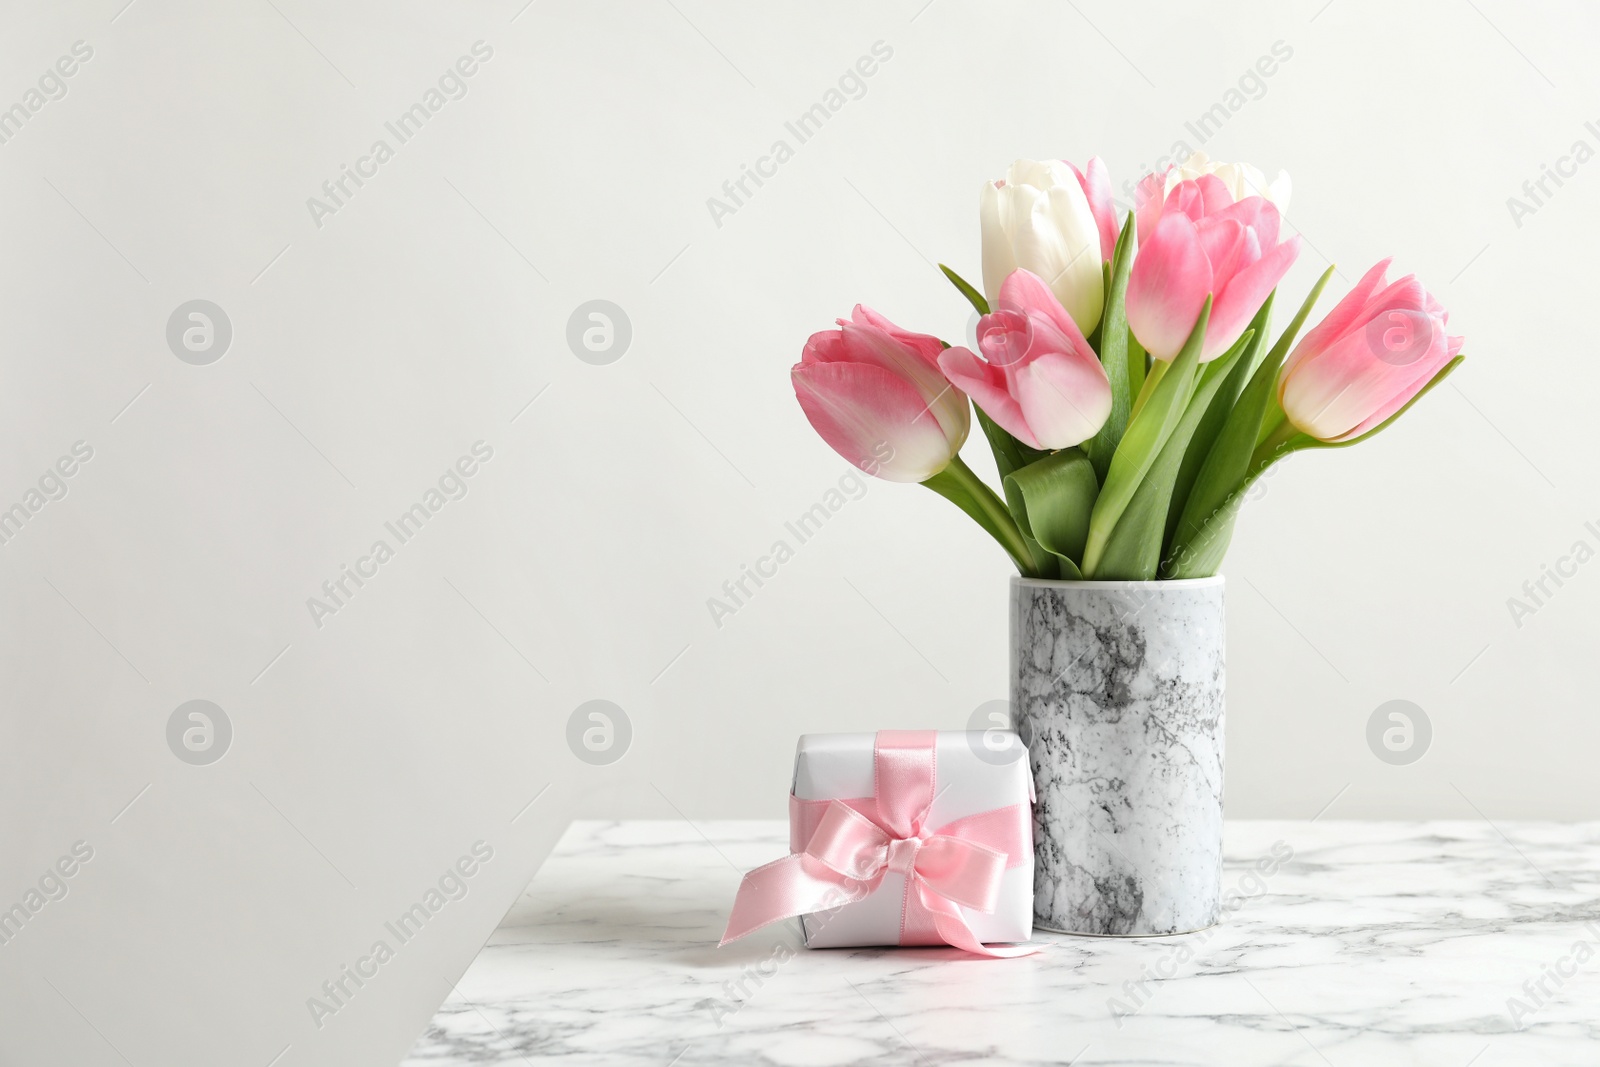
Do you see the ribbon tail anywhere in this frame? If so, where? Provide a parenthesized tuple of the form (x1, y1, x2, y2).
(720, 855, 872, 946)
(916, 881, 1041, 959)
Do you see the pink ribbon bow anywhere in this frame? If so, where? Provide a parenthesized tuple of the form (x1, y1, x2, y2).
(720, 730, 1037, 958)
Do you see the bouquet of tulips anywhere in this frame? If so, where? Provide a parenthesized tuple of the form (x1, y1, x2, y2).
(791, 153, 1465, 580)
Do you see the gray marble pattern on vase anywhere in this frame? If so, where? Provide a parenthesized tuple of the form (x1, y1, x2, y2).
(1012, 577, 1225, 935)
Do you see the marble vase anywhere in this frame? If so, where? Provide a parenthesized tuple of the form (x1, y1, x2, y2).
(1011, 575, 1225, 936)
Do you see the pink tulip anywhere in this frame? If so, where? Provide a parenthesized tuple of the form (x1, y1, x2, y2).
(1134, 153, 1292, 244)
(792, 306, 970, 483)
(937, 269, 1112, 450)
(1065, 157, 1119, 262)
(1125, 176, 1301, 361)
(1278, 259, 1464, 442)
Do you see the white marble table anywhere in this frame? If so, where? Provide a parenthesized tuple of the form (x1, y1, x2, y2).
(404, 820, 1600, 1066)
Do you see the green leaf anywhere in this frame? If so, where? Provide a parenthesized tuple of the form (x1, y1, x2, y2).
(974, 405, 1045, 481)
(939, 263, 989, 316)
(1001, 477, 1060, 579)
(972, 402, 1056, 578)
(1270, 264, 1337, 368)
(1085, 212, 1137, 483)
(932, 339, 1051, 575)
(1081, 296, 1211, 577)
(1004, 448, 1099, 569)
(1127, 323, 1147, 403)
(1164, 295, 1274, 549)
(1092, 328, 1255, 580)
(1168, 267, 1334, 571)
(1162, 469, 1259, 579)
(1162, 346, 1462, 581)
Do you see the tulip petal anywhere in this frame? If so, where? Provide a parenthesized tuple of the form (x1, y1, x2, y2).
(1165, 180, 1206, 224)
(1018, 312, 1081, 368)
(939, 345, 1042, 449)
(792, 361, 960, 482)
(1034, 183, 1105, 333)
(976, 309, 1033, 369)
(800, 327, 849, 366)
(1281, 258, 1392, 382)
(979, 181, 1018, 307)
(1339, 333, 1462, 439)
(1003, 182, 1053, 271)
(996, 268, 1089, 352)
(1068, 157, 1119, 262)
(1126, 212, 1213, 360)
(1209, 195, 1281, 250)
(1264, 170, 1292, 216)
(836, 320, 952, 411)
(1194, 217, 1248, 282)
(1195, 174, 1235, 215)
(1206, 235, 1301, 359)
(849, 315, 972, 446)
(849, 305, 946, 368)
(1279, 324, 1450, 441)
(1134, 170, 1169, 244)
(1013, 349, 1114, 450)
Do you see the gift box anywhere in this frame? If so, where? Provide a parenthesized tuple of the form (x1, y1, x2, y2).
(722, 730, 1035, 956)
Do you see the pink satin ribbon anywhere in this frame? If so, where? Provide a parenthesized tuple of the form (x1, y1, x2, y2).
(720, 730, 1037, 958)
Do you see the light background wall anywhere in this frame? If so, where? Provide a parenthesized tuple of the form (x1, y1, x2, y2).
(0, 1, 1593, 1064)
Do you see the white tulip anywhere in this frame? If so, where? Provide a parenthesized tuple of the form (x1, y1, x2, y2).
(979, 159, 1105, 336)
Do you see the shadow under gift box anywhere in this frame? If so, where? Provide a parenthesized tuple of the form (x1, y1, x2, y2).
(792, 732, 1035, 948)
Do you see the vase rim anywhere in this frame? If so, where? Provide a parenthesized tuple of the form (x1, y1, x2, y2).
(1010, 574, 1224, 589)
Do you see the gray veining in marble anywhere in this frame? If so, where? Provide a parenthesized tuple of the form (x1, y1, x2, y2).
(404, 818, 1600, 1067)
(1012, 576, 1226, 935)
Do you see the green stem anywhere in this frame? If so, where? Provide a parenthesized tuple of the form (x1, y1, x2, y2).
(1249, 413, 1302, 471)
(1255, 403, 1287, 450)
(1129, 357, 1168, 422)
(922, 455, 1038, 575)
(1127, 330, 1147, 401)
